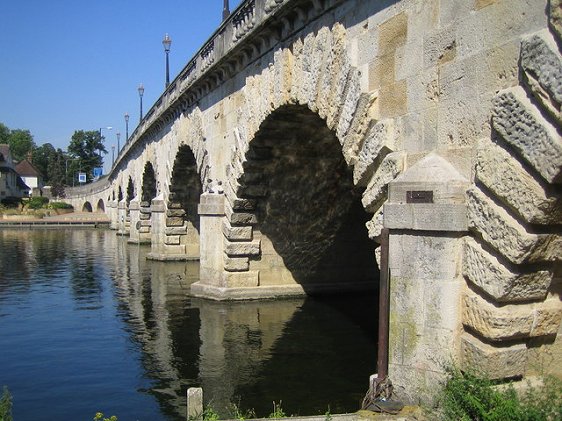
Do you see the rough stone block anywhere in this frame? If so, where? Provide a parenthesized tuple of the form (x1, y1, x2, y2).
(353, 119, 394, 186)
(468, 187, 562, 264)
(222, 221, 253, 241)
(362, 151, 405, 212)
(165, 235, 181, 245)
(223, 271, 259, 288)
(167, 208, 186, 217)
(224, 256, 250, 272)
(166, 216, 185, 227)
(225, 239, 261, 257)
(165, 226, 187, 236)
(463, 238, 552, 302)
(492, 87, 562, 184)
(463, 291, 562, 341)
(521, 32, 562, 121)
(461, 333, 527, 379)
(475, 140, 562, 225)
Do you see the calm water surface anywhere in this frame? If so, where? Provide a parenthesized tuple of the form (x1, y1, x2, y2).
(0, 229, 377, 421)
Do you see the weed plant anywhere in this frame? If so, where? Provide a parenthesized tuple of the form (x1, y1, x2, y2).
(0, 387, 12, 421)
(435, 366, 562, 421)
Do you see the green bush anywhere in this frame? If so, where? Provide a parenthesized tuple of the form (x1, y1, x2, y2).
(26, 196, 49, 209)
(0, 386, 13, 421)
(48, 201, 74, 210)
(436, 366, 562, 421)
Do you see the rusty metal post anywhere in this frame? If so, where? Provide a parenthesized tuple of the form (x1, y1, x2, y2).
(377, 228, 390, 378)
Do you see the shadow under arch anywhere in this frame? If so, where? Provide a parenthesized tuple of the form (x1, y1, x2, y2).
(238, 104, 379, 292)
(142, 162, 157, 204)
(96, 198, 105, 212)
(82, 201, 93, 212)
(169, 144, 203, 234)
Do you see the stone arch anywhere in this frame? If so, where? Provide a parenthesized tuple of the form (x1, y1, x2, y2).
(169, 144, 203, 232)
(227, 104, 379, 290)
(141, 162, 157, 204)
(82, 201, 93, 212)
(96, 198, 105, 212)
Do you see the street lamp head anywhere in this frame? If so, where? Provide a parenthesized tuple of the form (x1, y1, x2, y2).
(162, 33, 172, 52)
(138, 83, 144, 97)
(124, 113, 129, 123)
(116, 132, 121, 139)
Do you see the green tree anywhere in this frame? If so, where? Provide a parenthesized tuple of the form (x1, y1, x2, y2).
(32, 143, 56, 182)
(0, 123, 10, 144)
(67, 130, 107, 183)
(7, 129, 36, 161)
(49, 148, 67, 197)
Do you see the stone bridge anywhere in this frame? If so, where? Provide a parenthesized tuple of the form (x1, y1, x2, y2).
(64, 0, 562, 403)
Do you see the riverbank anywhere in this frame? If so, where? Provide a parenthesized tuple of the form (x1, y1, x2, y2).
(0, 211, 110, 227)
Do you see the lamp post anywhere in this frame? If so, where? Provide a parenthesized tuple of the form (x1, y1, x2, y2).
(112, 145, 115, 166)
(124, 113, 129, 140)
(99, 126, 112, 160)
(223, 0, 230, 21)
(116, 132, 121, 154)
(138, 84, 144, 121)
(162, 34, 172, 88)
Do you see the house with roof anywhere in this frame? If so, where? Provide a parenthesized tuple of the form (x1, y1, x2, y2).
(0, 144, 30, 199)
(16, 157, 44, 196)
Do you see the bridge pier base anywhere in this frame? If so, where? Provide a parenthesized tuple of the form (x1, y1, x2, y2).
(383, 153, 468, 404)
(117, 199, 129, 236)
(109, 200, 118, 230)
(128, 199, 142, 243)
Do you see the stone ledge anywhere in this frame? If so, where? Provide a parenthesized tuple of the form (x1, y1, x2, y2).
(384, 203, 467, 231)
(146, 252, 198, 262)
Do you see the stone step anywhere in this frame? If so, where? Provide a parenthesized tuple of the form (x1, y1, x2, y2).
(462, 238, 552, 303)
(467, 187, 562, 264)
(492, 87, 562, 184)
(463, 290, 562, 341)
(520, 30, 562, 125)
(475, 140, 562, 225)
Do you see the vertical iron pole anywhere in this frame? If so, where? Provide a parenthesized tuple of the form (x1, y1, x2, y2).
(377, 228, 390, 379)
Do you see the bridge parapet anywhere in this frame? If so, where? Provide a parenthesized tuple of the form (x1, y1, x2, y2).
(112, 0, 335, 173)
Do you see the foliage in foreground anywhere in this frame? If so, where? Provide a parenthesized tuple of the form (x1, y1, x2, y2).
(200, 400, 289, 421)
(94, 412, 117, 421)
(0, 386, 13, 421)
(436, 366, 562, 421)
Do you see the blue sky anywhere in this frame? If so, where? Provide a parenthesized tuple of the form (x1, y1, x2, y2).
(0, 0, 241, 171)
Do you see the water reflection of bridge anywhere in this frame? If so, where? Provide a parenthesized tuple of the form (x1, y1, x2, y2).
(110, 234, 376, 418)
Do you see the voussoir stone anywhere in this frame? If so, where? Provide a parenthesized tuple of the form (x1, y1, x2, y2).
(492, 87, 562, 184)
(463, 238, 552, 302)
(362, 151, 405, 213)
(475, 140, 562, 225)
(461, 333, 527, 379)
(467, 187, 562, 264)
(353, 119, 395, 187)
(521, 32, 562, 116)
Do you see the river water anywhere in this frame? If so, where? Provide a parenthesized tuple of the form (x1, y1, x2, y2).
(0, 229, 378, 421)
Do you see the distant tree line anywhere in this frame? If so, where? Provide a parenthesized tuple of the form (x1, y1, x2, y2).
(0, 122, 107, 196)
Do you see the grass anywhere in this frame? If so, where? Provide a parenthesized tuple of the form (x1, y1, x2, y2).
(0, 387, 13, 421)
(434, 366, 562, 421)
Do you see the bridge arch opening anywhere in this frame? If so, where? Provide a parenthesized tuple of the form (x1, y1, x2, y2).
(142, 162, 157, 205)
(96, 199, 105, 213)
(126, 177, 135, 205)
(168, 144, 203, 250)
(118, 186, 123, 202)
(82, 201, 93, 213)
(237, 104, 379, 292)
